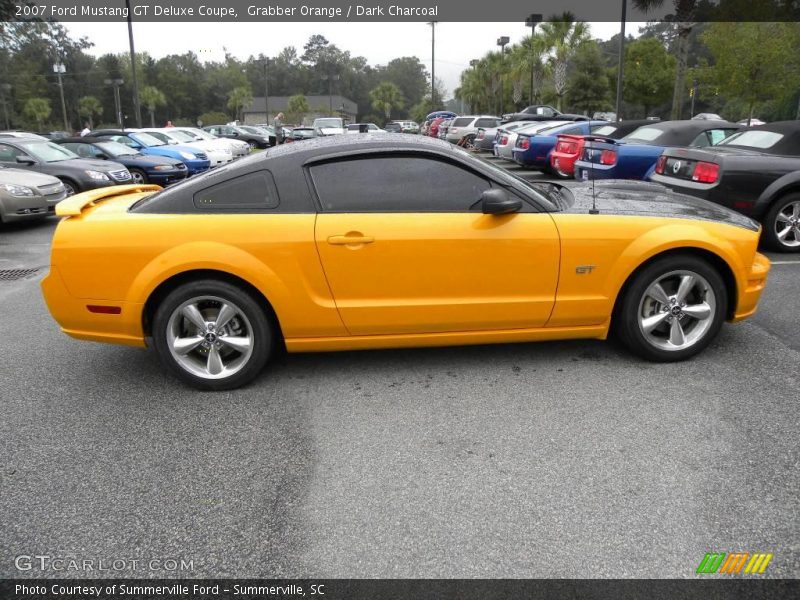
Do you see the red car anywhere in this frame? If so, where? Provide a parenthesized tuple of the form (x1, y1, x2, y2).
(550, 119, 657, 179)
(428, 117, 446, 138)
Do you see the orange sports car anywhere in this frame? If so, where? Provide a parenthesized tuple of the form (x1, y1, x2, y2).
(42, 135, 770, 390)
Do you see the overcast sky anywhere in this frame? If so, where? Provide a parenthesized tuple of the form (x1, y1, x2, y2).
(64, 21, 645, 98)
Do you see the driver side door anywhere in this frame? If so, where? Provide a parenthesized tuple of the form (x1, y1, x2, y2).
(311, 154, 560, 336)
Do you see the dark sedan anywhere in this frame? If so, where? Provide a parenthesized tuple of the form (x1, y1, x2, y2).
(650, 121, 800, 252)
(55, 138, 188, 186)
(203, 125, 271, 149)
(0, 137, 131, 196)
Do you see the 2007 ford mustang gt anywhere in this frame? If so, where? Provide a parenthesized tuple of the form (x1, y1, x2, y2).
(42, 134, 770, 390)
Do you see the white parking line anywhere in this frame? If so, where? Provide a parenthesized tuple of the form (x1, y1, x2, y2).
(769, 260, 800, 265)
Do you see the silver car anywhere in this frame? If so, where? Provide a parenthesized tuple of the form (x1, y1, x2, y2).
(495, 121, 561, 161)
(0, 166, 66, 223)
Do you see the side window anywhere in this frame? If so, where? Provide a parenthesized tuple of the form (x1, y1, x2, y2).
(475, 118, 497, 128)
(708, 129, 735, 145)
(310, 155, 491, 212)
(689, 132, 711, 147)
(111, 135, 136, 148)
(0, 143, 25, 162)
(193, 170, 279, 211)
(65, 143, 96, 158)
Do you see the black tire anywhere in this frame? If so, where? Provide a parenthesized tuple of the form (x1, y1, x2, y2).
(247, 139, 258, 150)
(614, 254, 728, 362)
(762, 192, 800, 253)
(129, 168, 148, 185)
(59, 178, 79, 196)
(152, 279, 273, 391)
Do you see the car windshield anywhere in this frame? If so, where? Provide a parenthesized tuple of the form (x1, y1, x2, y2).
(21, 141, 78, 162)
(131, 132, 166, 147)
(315, 118, 343, 128)
(162, 130, 195, 143)
(623, 127, 665, 142)
(184, 129, 214, 140)
(239, 126, 265, 135)
(717, 130, 783, 149)
(96, 141, 139, 157)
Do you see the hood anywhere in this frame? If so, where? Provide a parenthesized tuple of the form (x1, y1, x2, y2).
(51, 158, 128, 172)
(119, 153, 182, 167)
(563, 180, 759, 232)
(0, 167, 63, 186)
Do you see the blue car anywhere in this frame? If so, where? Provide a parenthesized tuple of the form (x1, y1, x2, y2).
(573, 120, 741, 181)
(92, 129, 211, 176)
(512, 121, 607, 171)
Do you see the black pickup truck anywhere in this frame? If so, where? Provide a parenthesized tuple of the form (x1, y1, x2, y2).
(650, 121, 800, 252)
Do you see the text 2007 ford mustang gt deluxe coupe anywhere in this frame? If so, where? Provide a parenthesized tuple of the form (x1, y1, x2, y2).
(42, 135, 770, 390)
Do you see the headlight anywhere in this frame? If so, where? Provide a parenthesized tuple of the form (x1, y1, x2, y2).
(0, 183, 35, 197)
(85, 170, 110, 181)
(179, 151, 196, 160)
(153, 165, 175, 171)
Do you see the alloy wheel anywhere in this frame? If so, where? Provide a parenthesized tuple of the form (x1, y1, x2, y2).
(774, 200, 800, 248)
(166, 295, 254, 380)
(637, 270, 716, 351)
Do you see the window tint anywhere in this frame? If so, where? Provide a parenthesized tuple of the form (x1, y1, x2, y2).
(310, 156, 491, 212)
(624, 127, 664, 142)
(62, 142, 100, 158)
(451, 117, 473, 127)
(560, 126, 583, 136)
(707, 129, 731, 145)
(591, 125, 618, 136)
(690, 131, 712, 147)
(475, 118, 499, 128)
(192, 170, 279, 211)
(718, 130, 781, 148)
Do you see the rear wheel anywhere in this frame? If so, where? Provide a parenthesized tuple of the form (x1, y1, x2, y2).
(615, 255, 727, 362)
(763, 193, 800, 252)
(152, 279, 273, 390)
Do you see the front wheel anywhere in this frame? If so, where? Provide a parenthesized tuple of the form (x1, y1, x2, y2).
(59, 178, 78, 197)
(614, 255, 727, 362)
(763, 193, 800, 252)
(129, 168, 148, 185)
(152, 279, 273, 390)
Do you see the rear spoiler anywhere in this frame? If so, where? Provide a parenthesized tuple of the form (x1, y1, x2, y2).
(581, 135, 619, 145)
(56, 184, 162, 217)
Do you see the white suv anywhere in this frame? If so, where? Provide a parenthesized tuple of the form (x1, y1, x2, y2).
(445, 115, 501, 144)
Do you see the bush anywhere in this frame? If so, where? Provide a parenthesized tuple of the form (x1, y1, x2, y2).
(197, 111, 230, 127)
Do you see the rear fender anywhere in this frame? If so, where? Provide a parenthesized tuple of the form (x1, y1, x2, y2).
(754, 171, 800, 218)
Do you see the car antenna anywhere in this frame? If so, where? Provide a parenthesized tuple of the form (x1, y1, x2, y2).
(589, 140, 599, 215)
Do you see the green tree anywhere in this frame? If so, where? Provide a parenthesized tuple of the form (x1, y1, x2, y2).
(286, 94, 309, 124)
(701, 22, 800, 124)
(369, 81, 404, 121)
(566, 41, 611, 114)
(633, 0, 698, 119)
(77, 95, 102, 129)
(508, 33, 551, 107)
(540, 13, 590, 111)
(23, 97, 50, 130)
(197, 111, 229, 127)
(139, 85, 166, 127)
(226, 85, 252, 122)
(622, 37, 676, 117)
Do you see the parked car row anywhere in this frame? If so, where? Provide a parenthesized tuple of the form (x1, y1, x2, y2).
(472, 115, 800, 253)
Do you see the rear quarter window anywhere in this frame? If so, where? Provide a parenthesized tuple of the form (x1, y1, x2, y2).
(192, 170, 279, 211)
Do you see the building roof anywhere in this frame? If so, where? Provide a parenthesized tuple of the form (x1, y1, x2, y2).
(245, 95, 358, 114)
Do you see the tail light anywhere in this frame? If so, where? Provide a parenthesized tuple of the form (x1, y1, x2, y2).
(557, 141, 577, 154)
(692, 161, 720, 183)
(501, 135, 508, 145)
(655, 155, 667, 174)
(517, 137, 530, 150)
(600, 150, 617, 165)
(476, 131, 485, 140)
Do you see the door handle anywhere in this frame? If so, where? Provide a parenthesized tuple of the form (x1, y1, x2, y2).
(327, 234, 375, 245)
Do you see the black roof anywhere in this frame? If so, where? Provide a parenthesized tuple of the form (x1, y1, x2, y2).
(719, 120, 800, 155)
(624, 119, 741, 145)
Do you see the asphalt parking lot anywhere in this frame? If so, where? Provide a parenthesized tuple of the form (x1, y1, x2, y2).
(1, 163, 798, 579)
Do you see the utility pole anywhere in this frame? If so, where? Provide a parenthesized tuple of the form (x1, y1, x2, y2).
(614, 0, 627, 122)
(428, 22, 437, 108)
(125, 0, 142, 128)
(264, 58, 270, 122)
(53, 62, 69, 131)
(525, 14, 542, 105)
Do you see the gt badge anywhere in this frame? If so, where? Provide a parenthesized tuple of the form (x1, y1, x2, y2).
(576, 265, 596, 275)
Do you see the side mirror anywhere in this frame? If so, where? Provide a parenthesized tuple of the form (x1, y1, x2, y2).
(96, 153, 109, 159)
(16, 156, 35, 165)
(130, 143, 142, 150)
(481, 188, 522, 215)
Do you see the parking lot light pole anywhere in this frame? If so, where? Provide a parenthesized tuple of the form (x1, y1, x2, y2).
(263, 58, 270, 122)
(0, 83, 11, 130)
(525, 14, 542, 105)
(104, 78, 124, 129)
(125, 0, 142, 128)
(496, 36, 510, 115)
(615, 0, 627, 122)
(321, 73, 339, 116)
(427, 22, 437, 108)
(52, 62, 69, 131)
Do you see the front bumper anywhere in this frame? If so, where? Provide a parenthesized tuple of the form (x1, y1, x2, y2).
(732, 251, 771, 322)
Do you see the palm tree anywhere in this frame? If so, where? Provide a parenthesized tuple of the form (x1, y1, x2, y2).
(23, 97, 51, 131)
(139, 86, 166, 127)
(77, 96, 103, 129)
(632, 0, 698, 119)
(369, 82, 405, 120)
(508, 34, 551, 107)
(539, 13, 590, 111)
(226, 85, 253, 122)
